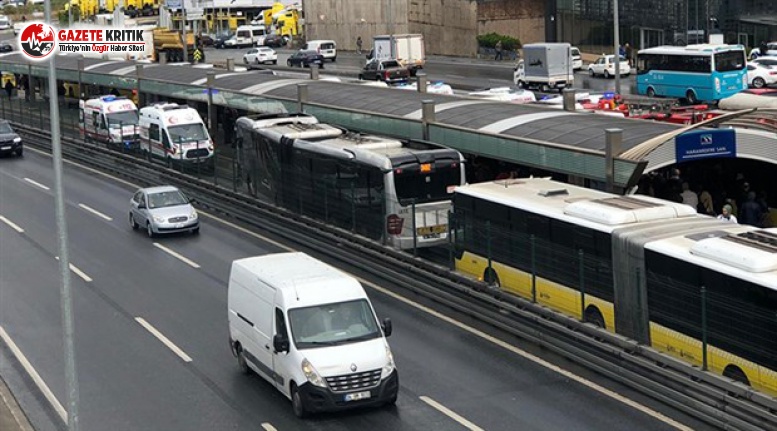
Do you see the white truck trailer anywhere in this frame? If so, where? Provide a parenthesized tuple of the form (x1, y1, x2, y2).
(368, 34, 426, 76)
(513, 43, 574, 93)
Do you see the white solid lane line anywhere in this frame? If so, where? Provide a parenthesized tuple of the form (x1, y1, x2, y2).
(135, 317, 193, 363)
(152, 243, 201, 268)
(0, 326, 68, 424)
(261, 423, 278, 431)
(23, 177, 50, 191)
(0, 215, 24, 233)
(54, 257, 93, 283)
(364, 280, 694, 431)
(78, 203, 113, 222)
(419, 396, 484, 431)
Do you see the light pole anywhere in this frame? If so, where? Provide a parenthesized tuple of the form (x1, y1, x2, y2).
(182, 0, 188, 63)
(614, 0, 621, 95)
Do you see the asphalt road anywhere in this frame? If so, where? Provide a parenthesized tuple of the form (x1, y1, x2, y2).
(203, 46, 640, 95)
(0, 149, 715, 430)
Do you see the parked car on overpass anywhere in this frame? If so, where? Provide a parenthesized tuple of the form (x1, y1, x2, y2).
(243, 47, 277, 65)
(588, 54, 630, 78)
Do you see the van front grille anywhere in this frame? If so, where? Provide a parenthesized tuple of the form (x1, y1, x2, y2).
(325, 369, 381, 393)
(186, 148, 210, 159)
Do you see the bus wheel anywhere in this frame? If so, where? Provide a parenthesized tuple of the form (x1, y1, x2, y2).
(483, 268, 500, 288)
(584, 306, 606, 330)
(723, 365, 750, 387)
(646, 87, 656, 98)
(685, 90, 698, 104)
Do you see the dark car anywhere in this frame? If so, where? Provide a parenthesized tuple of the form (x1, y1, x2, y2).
(214, 32, 234, 49)
(264, 34, 285, 48)
(199, 34, 215, 47)
(0, 42, 13, 53)
(358, 59, 410, 83)
(0, 120, 23, 157)
(287, 50, 324, 68)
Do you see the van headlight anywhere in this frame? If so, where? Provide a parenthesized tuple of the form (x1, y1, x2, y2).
(13, 137, 21, 143)
(381, 345, 395, 379)
(301, 358, 326, 388)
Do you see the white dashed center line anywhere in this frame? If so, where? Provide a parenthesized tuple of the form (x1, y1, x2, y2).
(135, 317, 193, 363)
(0, 215, 24, 233)
(152, 243, 200, 268)
(23, 177, 50, 190)
(78, 203, 113, 221)
(54, 257, 93, 283)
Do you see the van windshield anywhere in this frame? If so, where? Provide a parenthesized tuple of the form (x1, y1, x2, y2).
(288, 299, 381, 349)
(168, 123, 208, 143)
(106, 110, 139, 127)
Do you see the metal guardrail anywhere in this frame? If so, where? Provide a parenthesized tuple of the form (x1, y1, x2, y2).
(11, 122, 777, 431)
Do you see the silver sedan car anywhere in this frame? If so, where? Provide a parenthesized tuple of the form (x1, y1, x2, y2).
(129, 186, 199, 237)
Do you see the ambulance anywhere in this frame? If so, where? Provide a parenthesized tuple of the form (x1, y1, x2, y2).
(79, 95, 140, 149)
(138, 103, 214, 164)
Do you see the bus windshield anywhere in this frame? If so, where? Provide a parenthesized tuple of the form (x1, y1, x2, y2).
(168, 123, 208, 143)
(106, 110, 139, 128)
(288, 299, 381, 349)
(394, 164, 461, 204)
(714, 50, 745, 72)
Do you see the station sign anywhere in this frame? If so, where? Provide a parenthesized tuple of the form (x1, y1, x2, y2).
(675, 129, 736, 162)
(165, 0, 182, 10)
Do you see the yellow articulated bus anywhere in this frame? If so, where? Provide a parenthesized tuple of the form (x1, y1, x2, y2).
(452, 177, 777, 396)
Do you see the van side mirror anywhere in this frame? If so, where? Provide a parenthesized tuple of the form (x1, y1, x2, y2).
(381, 318, 392, 337)
(273, 334, 289, 353)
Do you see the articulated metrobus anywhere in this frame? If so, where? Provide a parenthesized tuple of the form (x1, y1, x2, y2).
(236, 113, 466, 250)
(636, 44, 747, 103)
(452, 177, 777, 395)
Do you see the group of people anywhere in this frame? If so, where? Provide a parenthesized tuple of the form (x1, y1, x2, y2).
(637, 168, 771, 227)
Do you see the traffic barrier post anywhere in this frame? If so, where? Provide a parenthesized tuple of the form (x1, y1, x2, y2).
(411, 199, 417, 257)
(448, 211, 454, 271)
(485, 221, 492, 280)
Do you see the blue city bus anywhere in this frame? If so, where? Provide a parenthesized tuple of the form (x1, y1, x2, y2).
(636, 44, 747, 104)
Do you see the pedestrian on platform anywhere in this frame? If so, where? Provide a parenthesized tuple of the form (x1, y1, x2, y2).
(717, 204, 738, 223)
(495, 40, 503, 61)
(739, 191, 763, 227)
(4, 80, 12, 99)
(356, 36, 363, 55)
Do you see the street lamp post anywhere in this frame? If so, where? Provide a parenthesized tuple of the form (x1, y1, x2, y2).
(614, 0, 621, 95)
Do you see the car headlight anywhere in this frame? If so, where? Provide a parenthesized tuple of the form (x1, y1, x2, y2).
(13, 137, 21, 143)
(153, 216, 165, 223)
(382, 345, 395, 379)
(190, 210, 198, 219)
(301, 358, 327, 387)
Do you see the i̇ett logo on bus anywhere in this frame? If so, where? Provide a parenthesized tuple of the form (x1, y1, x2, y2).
(19, 22, 56, 60)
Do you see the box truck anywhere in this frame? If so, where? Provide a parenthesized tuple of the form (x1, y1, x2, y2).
(513, 43, 575, 93)
(367, 34, 426, 76)
(228, 252, 399, 417)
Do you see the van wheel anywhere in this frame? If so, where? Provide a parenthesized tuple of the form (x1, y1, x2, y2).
(604, 70, 611, 79)
(236, 346, 250, 375)
(686, 90, 699, 105)
(291, 384, 308, 418)
(191, 226, 200, 235)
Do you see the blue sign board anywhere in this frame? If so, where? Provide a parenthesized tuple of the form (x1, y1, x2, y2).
(166, 0, 182, 9)
(675, 129, 736, 162)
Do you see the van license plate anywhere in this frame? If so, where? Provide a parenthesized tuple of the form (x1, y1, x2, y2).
(344, 391, 371, 402)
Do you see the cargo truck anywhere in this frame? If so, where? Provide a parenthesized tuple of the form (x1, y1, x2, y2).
(513, 43, 574, 93)
(367, 34, 425, 76)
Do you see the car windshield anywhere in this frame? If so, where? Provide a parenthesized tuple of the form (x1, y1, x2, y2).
(147, 190, 188, 209)
(168, 123, 208, 143)
(106, 110, 139, 127)
(0, 122, 13, 134)
(288, 299, 381, 349)
(383, 60, 401, 68)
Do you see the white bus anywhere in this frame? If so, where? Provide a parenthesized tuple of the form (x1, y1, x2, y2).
(236, 113, 466, 249)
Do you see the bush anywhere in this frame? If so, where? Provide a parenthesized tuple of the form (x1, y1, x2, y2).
(477, 32, 522, 51)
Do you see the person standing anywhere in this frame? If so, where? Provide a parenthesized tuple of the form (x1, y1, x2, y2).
(494, 40, 503, 61)
(624, 42, 633, 65)
(4, 79, 12, 99)
(680, 182, 698, 210)
(356, 36, 363, 55)
(739, 192, 763, 227)
(717, 204, 738, 224)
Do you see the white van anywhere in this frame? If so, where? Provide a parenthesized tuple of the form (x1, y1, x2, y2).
(228, 252, 398, 417)
(138, 103, 214, 164)
(226, 25, 267, 48)
(79, 95, 139, 149)
(302, 40, 337, 62)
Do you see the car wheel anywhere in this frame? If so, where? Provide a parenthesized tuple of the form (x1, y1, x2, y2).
(604, 70, 610, 79)
(752, 77, 766, 88)
(15, 147, 23, 157)
(243, 57, 248, 64)
(146, 223, 155, 238)
(331, 57, 336, 62)
(255, 58, 260, 65)
(129, 214, 139, 230)
(287, 60, 292, 67)
(646, 87, 656, 98)
(291, 384, 307, 418)
(518, 80, 527, 89)
(272, 60, 277, 65)
(589, 68, 595, 77)
(191, 226, 200, 235)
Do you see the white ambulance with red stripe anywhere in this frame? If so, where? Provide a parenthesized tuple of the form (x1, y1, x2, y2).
(79, 95, 140, 149)
(138, 103, 214, 164)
